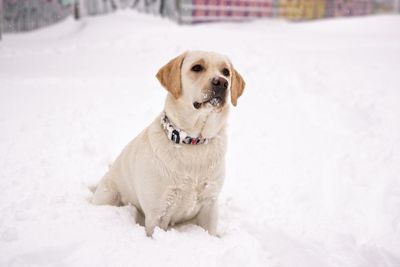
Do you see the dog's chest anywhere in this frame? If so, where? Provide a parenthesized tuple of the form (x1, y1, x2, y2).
(180, 176, 218, 203)
(163, 175, 221, 224)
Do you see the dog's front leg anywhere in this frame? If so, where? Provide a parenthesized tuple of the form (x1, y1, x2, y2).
(144, 187, 181, 237)
(196, 200, 218, 236)
(145, 214, 160, 237)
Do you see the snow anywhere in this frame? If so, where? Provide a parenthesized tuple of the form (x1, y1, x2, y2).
(1, 11, 400, 267)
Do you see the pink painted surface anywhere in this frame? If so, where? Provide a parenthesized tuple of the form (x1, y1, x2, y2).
(191, 0, 275, 19)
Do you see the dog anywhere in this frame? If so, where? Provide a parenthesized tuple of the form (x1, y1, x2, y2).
(91, 51, 245, 236)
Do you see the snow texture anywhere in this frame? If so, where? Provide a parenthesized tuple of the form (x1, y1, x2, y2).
(1, 11, 400, 267)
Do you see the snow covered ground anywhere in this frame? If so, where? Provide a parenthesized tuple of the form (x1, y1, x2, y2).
(1, 11, 400, 267)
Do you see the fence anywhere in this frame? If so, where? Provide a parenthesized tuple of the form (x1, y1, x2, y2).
(2, 0, 73, 33)
(0, 0, 132, 33)
(0, 0, 399, 35)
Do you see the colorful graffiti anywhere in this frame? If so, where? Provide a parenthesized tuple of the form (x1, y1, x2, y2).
(180, 0, 397, 22)
(181, 0, 277, 22)
(279, 0, 326, 20)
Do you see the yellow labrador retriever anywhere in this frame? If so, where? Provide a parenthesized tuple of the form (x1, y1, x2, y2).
(92, 51, 245, 236)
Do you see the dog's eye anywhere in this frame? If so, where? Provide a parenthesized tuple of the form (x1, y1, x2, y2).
(191, 64, 204, 72)
(222, 68, 230, 77)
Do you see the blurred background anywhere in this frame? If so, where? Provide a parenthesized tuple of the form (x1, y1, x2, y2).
(1, 0, 399, 35)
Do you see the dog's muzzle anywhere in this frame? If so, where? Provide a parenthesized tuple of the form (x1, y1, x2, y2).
(193, 77, 228, 109)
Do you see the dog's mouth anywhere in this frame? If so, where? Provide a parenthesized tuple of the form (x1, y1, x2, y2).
(193, 96, 223, 109)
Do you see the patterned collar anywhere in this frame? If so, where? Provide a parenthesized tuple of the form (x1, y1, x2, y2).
(161, 112, 208, 145)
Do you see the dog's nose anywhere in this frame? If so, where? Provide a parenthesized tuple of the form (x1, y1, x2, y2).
(211, 77, 228, 90)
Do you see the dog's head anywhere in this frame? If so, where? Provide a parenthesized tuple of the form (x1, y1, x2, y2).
(156, 51, 245, 110)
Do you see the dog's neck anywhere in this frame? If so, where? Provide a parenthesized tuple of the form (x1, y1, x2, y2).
(163, 95, 229, 140)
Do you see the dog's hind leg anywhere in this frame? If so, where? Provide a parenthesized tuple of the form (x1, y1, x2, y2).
(91, 176, 120, 206)
(129, 204, 145, 226)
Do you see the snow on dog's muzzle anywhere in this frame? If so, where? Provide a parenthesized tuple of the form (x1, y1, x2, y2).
(193, 77, 228, 109)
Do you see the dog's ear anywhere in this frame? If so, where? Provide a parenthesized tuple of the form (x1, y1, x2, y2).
(230, 68, 246, 106)
(156, 52, 186, 99)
